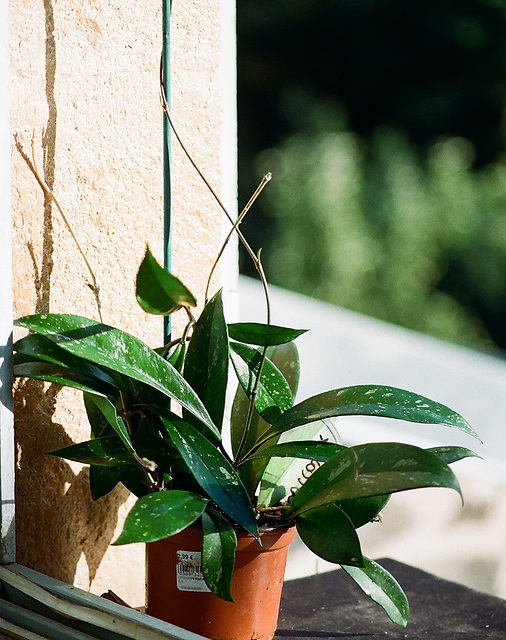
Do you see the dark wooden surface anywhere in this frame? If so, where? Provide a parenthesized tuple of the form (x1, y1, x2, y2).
(277, 559, 506, 639)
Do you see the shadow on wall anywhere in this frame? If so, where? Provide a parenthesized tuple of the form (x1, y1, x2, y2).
(12, 0, 130, 587)
(13, 380, 129, 587)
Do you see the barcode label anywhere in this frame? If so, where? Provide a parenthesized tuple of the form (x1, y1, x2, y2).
(176, 550, 211, 592)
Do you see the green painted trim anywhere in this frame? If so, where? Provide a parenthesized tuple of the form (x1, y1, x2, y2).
(163, 0, 172, 341)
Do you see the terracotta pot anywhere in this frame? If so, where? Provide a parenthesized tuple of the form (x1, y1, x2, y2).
(146, 525, 296, 640)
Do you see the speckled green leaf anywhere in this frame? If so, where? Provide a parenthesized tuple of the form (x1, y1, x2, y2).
(231, 342, 300, 498)
(84, 392, 112, 438)
(257, 421, 333, 508)
(336, 495, 391, 529)
(136, 246, 196, 315)
(49, 434, 175, 468)
(296, 503, 363, 566)
(341, 557, 409, 627)
(168, 339, 187, 372)
(201, 508, 237, 601)
(86, 395, 138, 462)
(162, 417, 259, 540)
(114, 490, 208, 544)
(247, 440, 345, 462)
(286, 442, 462, 517)
(184, 291, 229, 431)
(89, 465, 120, 501)
(228, 323, 307, 346)
(14, 333, 119, 392)
(12, 361, 113, 397)
(230, 342, 293, 424)
(14, 314, 219, 442)
(264, 385, 480, 444)
(427, 446, 481, 465)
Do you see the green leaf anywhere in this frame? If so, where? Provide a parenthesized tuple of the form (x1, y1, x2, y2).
(84, 392, 112, 439)
(86, 396, 139, 463)
(336, 495, 391, 529)
(247, 441, 345, 462)
(168, 339, 187, 372)
(201, 508, 237, 602)
(427, 446, 481, 465)
(265, 385, 480, 444)
(286, 442, 462, 517)
(184, 291, 229, 431)
(14, 314, 219, 442)
(230, 342, 300, 498)
(230, 342, 293, 424)
(118, 465, 152, 499)
(267, 341, 300, 397)
(341, 557, 409, 627)
(161, 417, 259, 540)
(114, 490, 208, 545)
(136, 247, 196, 315)
(50, 434, 175, 468)
(257, 421, 334, 509)
(230, 342, 300, 458)
(296, 503, 363, 566)
(14, 333, 119, 390)
(89, 465, 120, 501)
(228, 323, 307, 346)
(12, 361, 114, 397)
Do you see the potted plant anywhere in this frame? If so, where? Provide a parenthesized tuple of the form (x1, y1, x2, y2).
(12, 208, 481, 638)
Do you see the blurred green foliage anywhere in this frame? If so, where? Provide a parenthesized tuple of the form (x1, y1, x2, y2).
(237, 0, 506, 350)
(257, 124, 506, 348)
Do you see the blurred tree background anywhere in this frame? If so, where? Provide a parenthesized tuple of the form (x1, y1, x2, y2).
(237, 0, 506, 351)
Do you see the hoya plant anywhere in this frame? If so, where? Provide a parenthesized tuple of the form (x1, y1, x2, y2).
(12, 241, 480, 627)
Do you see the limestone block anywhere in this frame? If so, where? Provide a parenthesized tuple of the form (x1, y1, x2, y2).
(10, 0, 236, 605)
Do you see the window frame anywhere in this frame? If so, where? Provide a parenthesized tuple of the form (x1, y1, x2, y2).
(0, 0, 16, 565)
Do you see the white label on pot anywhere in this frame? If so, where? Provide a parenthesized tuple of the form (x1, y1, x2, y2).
(176, 550, 211, 592)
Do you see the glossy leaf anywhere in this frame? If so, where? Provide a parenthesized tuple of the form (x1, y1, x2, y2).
(14, 333, 119, 390)
(230, 342, 300, 456)
(257, 421, 335, 508)
(136, 247, 196, 315)
(267, 341, 301, 397)
(84, 392, 112, 439)
(264, 385, 480, 444)
(50, 435, 175, 468)
(230, 342, 293, 424)
(296, 503, 363, 566)
(184, 291, 229, 431)
(228, 323, 307, 346)
(230, 342, 300, 497)
(118, 465, 152, 499)
(336, 495, 391, 529)
(286, 442, 462, 517)
(201, 508, 237, 601)
(168, 339, 187, 372)
(245, 439, 345, 511)
(428, 446, 481, 465)
(86, 396, 139, 463)
(14, 314, 219, 442)
(247, 440, 346, 462)
(341, 557, 409, 627)
(12, 361, 114, 397)
(161, 417, 259, 540)
(114, 490, 208, 544)
(89, 465, 120, 501)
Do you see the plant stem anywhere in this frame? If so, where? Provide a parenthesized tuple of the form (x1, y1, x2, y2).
(14, 133, 104, 322)
(159, 60, 274, 466)
(159, 61, 271, 315)
(205, 172, 272, 304)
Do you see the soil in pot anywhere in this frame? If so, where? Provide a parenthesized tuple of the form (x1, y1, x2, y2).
(146, 525, 296, 640)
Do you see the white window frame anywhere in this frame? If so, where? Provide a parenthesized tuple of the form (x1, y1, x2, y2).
(0, 0, 15, 565)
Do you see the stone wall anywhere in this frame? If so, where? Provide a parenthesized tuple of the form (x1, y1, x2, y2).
(9, 0, 236, 605)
